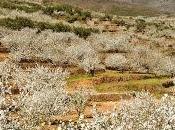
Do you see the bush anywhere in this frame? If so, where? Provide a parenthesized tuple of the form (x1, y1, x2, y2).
(35, 22, 52, 31)
(73, 27, 92, 39)
(100, 14, 113, 21)
(0, 0, 42, 13)
(36, 21, 72, 33)
(135, 19, 146, 32)
(44, 4, 92, 22)
(43, 4, 74, 15)
(67, 15, 78, 23)
(125, 24, 133, 30)
(0, 17, 98, 38)
(16, 17, 35, 28)
(112, 19, 126, 26)
(53, 23, 72, 32)
(0, 17, 35, 30)
(89, 28, 100, 33)
(43, 6, 54, 15)
(59, 4, 74, 15)
(78, 11, 92, 21)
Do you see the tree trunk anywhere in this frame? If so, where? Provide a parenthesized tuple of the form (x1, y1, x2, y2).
(171, 73, 174, 78)
(90, 69, 95, 77)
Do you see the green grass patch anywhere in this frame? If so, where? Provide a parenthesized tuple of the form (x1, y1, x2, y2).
(68, 70, 158, 82)
(95, 78, 169, 93)
(67, 70, 171, 99)
(68, 71, 170, 97)
(96, 71, 157, 80)
(68, 71, 125, 82)
(68, 74, 92, 82)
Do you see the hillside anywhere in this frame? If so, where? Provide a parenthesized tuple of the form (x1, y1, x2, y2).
(49, 0, 175, 16)
(0, 0, 175, 129)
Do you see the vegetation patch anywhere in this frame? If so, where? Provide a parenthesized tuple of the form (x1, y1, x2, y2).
(0, 0, 92, 23)
(43, 3, 92, 22)
(95, 78, 169, 94)
(0, 0, 42, 13)
(135, 19, 146, 32)
(0, 17, 99, 38)
(67, 71, 168, 94)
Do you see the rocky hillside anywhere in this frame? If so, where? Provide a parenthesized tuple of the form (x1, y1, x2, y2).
(50, 0, 175, 15)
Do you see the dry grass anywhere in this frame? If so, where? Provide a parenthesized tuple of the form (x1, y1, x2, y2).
(0, 52, 8, 61)
(54, 101, 117, 121)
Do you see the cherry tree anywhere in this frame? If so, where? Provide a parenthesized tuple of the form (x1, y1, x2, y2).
(71, 88, 91, 118)
(1, 28, 42, 61)
(81, 52, 100, 76)
(66, 42, 101, 76)
(128, 45, 165, 74)
(57, 92, 175, 130)
(0, 58, 72, 129)
(158, 56, 175, 77)
(89, 34, 132, 53)
(0, 59, 22, 130)
(17, 65, 70, 129)
(1, 28, 81, 64)
(105, 53, 128, 71)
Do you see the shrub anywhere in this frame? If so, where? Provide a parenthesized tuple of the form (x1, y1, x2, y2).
(16, 17, 35, 28)
(135, 19, 146, 32)
(43, 4, 74, 15)
(53, 23, 72, 32)
(67, 15, 78, 23)
(0, 17, 98, 38)
(125, 24, 133, 30)
(43, 6, 54, 15)
(78, 11, 92, 21)
(100, 14, 113, 21)
(0, 17, 35, 30)
(43, 4, 92, 22)
(67, 11, 91, 23)
(35, 21, 52, 31)
(71, 88, 90, 117)
(53, 4, 73, 14)
(73, 27, 91, 39)
(0, 0, 42, 13)
(89, 28, 100, 33)
(112, 19, 126, 26)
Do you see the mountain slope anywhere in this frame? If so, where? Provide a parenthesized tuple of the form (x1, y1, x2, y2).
(48, 0, 175, 16)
